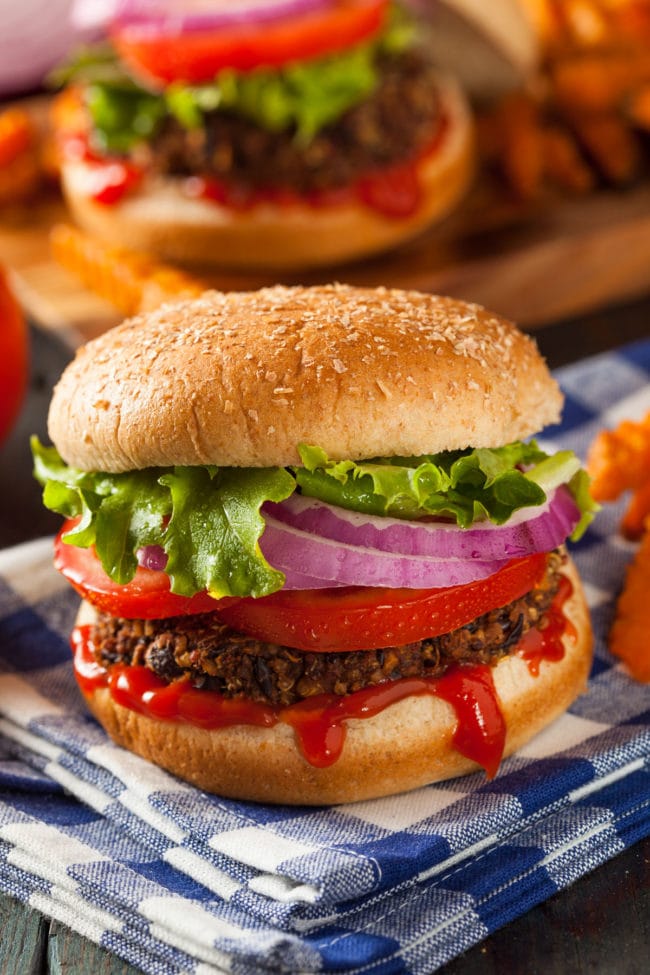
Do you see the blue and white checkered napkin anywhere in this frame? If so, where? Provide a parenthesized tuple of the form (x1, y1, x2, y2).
(1, 339, 650, 975)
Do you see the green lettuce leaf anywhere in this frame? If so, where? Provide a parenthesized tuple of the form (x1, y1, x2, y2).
(31, 438, 294, 597)
(167, 41, 378, 145)
(50, 43, 167, 155)
(159, 466, 289, 598)
(85, 82, 167, 154)
(567, 468, 601, 541)
(295, 441, 596, 535)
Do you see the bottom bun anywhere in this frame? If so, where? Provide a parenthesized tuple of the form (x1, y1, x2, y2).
(60, 75, 474, 271)
(76, 558, 592, 805)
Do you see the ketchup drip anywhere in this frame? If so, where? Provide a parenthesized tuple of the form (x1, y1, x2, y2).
(71, 576, 574, 778)
(516, 574, 576, 676)
(433, 667, 505, 779)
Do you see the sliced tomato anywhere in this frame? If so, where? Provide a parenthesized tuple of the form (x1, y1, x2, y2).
(216, 553, 549, 652)
(111, 0, 388, 85)
(54, 523, 234, 619)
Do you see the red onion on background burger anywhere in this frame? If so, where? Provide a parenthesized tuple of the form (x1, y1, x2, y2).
(53, 0, 475, 269)
(32, 284, 597, 804)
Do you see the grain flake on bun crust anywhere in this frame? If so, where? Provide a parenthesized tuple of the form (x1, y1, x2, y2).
(35, 285, 596, 805)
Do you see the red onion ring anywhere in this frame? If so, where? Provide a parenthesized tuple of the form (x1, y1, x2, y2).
(114, 0, 335, 34)
(264, 485, 580, 561)
(258, 514, 511, 588)
(136, 544, 167, 572)
(137, 528, 508, 590)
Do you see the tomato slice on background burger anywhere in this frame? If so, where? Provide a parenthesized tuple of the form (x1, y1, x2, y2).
(111, 0, 389, 85)
(55, 520, 547, 653)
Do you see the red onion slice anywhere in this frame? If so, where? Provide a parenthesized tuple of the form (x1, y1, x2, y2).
(137, 526, 510, 590)
(259, 515, 510, 588)
(114, 0, 334, 33)
(264, 485, 580, 561)
(136, 544, 167, 572)
(273, 569, 347, 589)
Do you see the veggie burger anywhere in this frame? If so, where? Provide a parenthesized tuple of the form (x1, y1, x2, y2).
(55, 0, 474, 269)
(33, 284, 595, 804)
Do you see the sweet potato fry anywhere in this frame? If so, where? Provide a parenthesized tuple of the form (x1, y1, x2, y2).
(0, 107, 43, 204)
(560, 0, 610, 47)
(494, 93, 545, 200)
(614, 2, 650, 44)
(137, 267, 207, 313)
(476, 1, 650, 200)
(541, 124, 596, 193)
(0, 108, 33, 167)
(621, 480, 650, 541)
(626, 81, 650, 130)
(587, 412, 650, 500)
(569, 110, 642, 183)
(0, 150, 41, 205)
(609, 524, 650, 682)
(550, 50, 650, 114)
(50, 223, 205, 315)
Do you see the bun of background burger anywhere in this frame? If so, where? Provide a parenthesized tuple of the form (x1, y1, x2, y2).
(57, 0, 474, 270)
(416, 0, 539, 101)
(40, 285, 593, 805)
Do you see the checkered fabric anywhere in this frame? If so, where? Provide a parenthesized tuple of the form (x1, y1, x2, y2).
(0, 339, 649, 975)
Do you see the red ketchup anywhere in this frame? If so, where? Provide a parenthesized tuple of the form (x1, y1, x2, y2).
(71, 576, 574, 779)
(516, 574, 575, 676)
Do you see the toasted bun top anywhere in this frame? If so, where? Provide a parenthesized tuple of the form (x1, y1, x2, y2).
(48, 284, 563, 471)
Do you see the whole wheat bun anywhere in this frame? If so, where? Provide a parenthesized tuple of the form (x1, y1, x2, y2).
(75, 558, 592, 805)
(59, 75, 473, 270)
(49, 284, 563, 472)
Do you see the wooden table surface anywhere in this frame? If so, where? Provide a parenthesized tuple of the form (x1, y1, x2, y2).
(0, 303, 649, 974)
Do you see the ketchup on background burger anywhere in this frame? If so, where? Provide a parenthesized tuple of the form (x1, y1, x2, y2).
(32, 284, 596, 804)
(54, 0, 474, 269)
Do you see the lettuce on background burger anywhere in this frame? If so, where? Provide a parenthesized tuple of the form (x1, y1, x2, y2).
(53, 0, 474, 269)
(32, 284, 596, 804)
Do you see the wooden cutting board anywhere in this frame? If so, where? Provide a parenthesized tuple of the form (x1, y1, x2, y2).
(3, 169, 650, 348)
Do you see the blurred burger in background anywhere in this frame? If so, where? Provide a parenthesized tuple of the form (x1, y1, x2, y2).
(53, 0, 476, 269)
